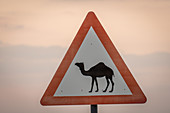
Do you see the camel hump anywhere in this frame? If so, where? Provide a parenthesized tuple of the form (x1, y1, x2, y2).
(98, 62, 114, 74)
(92, 62, 105, 68)
(96, 62, 108, 67)
(89, 62, 113, 74)
(98, 62, 105, 65)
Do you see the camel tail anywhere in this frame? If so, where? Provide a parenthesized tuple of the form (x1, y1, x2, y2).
(113, 73, 115, 77)
(112, 69, 115, 77)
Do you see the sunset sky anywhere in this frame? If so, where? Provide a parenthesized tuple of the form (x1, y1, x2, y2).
(0, 0, 170, 113)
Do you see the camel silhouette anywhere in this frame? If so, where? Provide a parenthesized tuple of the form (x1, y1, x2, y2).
(75, 62, 114, 93)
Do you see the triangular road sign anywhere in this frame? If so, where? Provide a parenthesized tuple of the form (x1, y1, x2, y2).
(40, 11, 147, 105)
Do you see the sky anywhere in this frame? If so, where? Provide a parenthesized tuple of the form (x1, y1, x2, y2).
(0, 0, 170, 113)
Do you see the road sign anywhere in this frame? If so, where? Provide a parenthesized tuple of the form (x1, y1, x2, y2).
(40, 11, 147, 105)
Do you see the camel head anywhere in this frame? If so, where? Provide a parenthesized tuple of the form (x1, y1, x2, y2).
(75, 62, 84, 68)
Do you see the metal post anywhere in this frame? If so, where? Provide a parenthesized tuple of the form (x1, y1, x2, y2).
(91, 104, 98, 113)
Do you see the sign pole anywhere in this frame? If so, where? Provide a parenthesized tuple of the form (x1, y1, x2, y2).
(91, 104, 98, 113)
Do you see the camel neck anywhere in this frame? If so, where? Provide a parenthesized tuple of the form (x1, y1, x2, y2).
(79, 65, 89, 76)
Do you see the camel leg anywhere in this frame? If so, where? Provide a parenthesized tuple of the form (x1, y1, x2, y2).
(103, 77, 110, 92)
(89, 78, 94, 93)
(109, 77, 114, 92)
(94, 78, 99, 92)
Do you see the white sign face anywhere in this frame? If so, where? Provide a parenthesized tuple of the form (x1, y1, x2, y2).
(54, 27, 132, 96)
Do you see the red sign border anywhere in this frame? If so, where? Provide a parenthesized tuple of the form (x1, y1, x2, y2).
(40, 11, 147, 105)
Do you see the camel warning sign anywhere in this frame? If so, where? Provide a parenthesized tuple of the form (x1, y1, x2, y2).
(40, 11, 147, 105)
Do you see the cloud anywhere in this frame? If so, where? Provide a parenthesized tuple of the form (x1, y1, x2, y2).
(124, 52, 170, 68)
(0, 23, 24, 31)
(0, 45, 66, 77)
(0, 45, 67, 88)
(0, 15, 25, 32)
(0, 41, 3, 45)
(0, 45, 66, 60)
